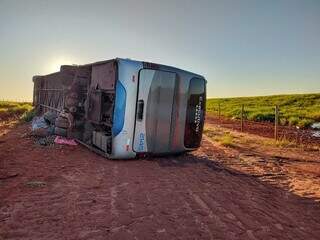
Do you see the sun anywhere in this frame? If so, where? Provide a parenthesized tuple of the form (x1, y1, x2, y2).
(46, 56, 78, 73)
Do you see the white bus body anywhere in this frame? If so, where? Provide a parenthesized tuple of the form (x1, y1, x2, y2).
(33, 58, 206, 159)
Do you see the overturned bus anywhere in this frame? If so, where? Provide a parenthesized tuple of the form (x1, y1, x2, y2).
(33, 58, 206, 159)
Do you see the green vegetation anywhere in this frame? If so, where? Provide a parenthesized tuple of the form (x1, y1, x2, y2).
(219, 133, 234, 147)
(207, 93, 320, 128)
(264, 136, 297, 148)
(0, 101, 34, 121)
(21, 108, 36, 122)
(203, 127, 235, 147)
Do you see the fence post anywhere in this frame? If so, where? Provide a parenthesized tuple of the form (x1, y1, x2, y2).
(274, 105, 279, 140)
(241, 104, 244, 132)
(218, 103, 221, 120)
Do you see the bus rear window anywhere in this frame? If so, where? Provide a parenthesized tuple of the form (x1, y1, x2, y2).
(184, 78, 206, 148)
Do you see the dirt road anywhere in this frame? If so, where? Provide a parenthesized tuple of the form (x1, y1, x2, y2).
(203, 123, 320, 201)
(1, 123, 320, 239)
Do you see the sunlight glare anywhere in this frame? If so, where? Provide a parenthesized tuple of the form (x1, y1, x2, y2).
(46, 56, 78, 73)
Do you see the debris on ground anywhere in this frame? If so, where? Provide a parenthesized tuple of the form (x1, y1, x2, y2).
(54, 136, 78, 146)
(312, 131, 320, 138)
(54, 111, 73, 137)
(25, 181, 47, 188)
(43, 111, 58, 125)
(31, 111, 70, 138)
(311, 122, 320, 129)
(0, 171, 19, 180)
(311, 123, 320, 138)
(31, 116, 54, 137)
(1, 123, 320, 240)
(30, 110, 77, 146)
(34, 135, 56, 146)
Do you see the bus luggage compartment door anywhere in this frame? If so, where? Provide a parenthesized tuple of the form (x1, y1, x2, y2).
(133, 69, 176, 153)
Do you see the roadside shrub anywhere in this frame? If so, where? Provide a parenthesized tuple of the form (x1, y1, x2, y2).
(265, 136, 297, 148)
(8, 104, 32, 115)
(307, 112, 320, 121)
(229, 109, 242, 119)
(276, 136, 297, 148)
(0, 102, 17, 108)
(220, 134, 234, 147)
(279, 118, 288, 126)
(297, 119, 314, 129)
(0, 108, 10, 120)
(0, 102, 33, 121)
(21, 108, 36, 122)
(247, 112, 274, 122)
(288, 116, 299, 126)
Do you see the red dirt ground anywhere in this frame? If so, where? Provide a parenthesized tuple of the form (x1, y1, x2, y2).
(1, 123, 320, 239)
(206, 115, 320, 146)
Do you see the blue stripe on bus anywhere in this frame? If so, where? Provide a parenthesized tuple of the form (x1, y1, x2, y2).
(112, 81, 126, 136)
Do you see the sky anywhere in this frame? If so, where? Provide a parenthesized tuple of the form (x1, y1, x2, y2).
(0, 0, 319, 101)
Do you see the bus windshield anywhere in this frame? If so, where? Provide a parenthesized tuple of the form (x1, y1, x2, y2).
(184, 78, 206, 148)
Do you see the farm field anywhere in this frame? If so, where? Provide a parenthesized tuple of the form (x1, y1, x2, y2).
(3, 93, 320, 128)
(0, 101, 33, 122)
(205, 115, 320, 148)
(207, 93, 320, 128)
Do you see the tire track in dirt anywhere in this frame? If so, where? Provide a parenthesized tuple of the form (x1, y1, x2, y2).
(0, 123, 320, 239)
(110, 165, 119, 217)
(202, 124, 320, 201)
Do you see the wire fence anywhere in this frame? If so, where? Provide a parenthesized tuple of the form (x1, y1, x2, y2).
(211, 104, 281, 140)
(0, 98, 32, 103)
(208, 103, 316, 142)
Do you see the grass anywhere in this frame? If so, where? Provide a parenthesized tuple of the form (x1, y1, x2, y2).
(219, 134, 234, 147)
(205, 125, 303, 150)
(21, 108, 36, 122)
(207, 93, 320, 128)
(0, 101, 34, 122)
(264, 137, 297, 148)
(204, 128, 235, 147)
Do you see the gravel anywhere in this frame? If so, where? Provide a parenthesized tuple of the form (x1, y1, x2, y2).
(34, 135, 56, 146)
